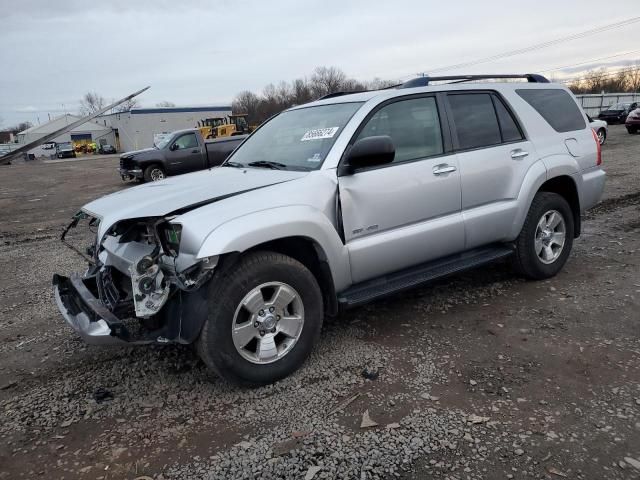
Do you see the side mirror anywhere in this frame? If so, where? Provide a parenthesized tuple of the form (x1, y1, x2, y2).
(339, 135, 395, 175)
(169, 143, 179, 151)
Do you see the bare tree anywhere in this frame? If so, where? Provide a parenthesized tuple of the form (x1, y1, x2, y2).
(365, 77, 398, 90)
(567, 78, 585, 94)
(114, 98, 140, 113)
(583, 69, 608, 93)
(260, 83, 286, 120)
(625, 64, 640, 92)
(290, 78, 313, 105)
(231, 90, 261, 125)
(230, 66, 395, 125)
(310, 66, 347, 97)
(567, 65, 640, 94)
(79, 92, 106, 116)
(2, 121, 33, 134)
(156, 101, 176, 107)
(341, 78, 366, 92)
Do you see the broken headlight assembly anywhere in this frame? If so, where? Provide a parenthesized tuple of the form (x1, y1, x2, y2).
(60, 213, 217, 322)
(159, 223, 182, 256)
(56, 211, 219, 343)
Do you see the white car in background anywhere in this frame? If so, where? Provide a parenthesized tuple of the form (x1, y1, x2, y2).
(588, 115, 608, 145)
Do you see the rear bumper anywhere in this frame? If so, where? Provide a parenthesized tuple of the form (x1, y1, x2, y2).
(52, 273, 142, 345)
(579, 167, 606, 211)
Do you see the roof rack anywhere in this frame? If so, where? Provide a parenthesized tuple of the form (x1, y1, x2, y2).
(399, 74, 549, 89)
(318, 90, 368, 100)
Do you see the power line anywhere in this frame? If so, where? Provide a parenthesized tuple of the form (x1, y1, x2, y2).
(558, 66, 640, 84)
(404, 16, 640, 79)
(538, 49, 640, 73)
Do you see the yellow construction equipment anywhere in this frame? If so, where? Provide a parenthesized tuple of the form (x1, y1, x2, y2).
(197, 114, 252, 139)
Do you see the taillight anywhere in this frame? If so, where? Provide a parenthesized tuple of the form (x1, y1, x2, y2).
(591, 128, 602, 166)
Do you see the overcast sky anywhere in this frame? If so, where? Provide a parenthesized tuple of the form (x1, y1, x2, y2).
(1, 0, 639, 126)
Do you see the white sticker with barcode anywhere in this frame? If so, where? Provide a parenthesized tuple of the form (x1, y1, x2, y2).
(301, 127, 339, 141)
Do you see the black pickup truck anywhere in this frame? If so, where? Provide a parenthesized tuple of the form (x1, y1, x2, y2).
(119, 129, 247, 182)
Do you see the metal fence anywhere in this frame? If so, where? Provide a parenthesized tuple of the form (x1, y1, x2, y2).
(575, 93, 640, 116)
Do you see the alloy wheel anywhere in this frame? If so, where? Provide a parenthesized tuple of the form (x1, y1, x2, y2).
(150, 168, 164, 181)
(535, 210, 566, 264)
(231, 282, 305, 364)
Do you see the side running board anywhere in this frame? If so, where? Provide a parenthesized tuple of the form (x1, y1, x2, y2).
(338, 245, 513, 308)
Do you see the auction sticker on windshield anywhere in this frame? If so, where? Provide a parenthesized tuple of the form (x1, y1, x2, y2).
(301, 127, 339, 141)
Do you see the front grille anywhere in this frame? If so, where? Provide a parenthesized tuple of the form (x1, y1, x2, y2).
(120, 157, 134, 170)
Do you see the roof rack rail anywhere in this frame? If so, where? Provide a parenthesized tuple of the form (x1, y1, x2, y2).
(317, 90, 368, 100)
(399, 74, 549, 89)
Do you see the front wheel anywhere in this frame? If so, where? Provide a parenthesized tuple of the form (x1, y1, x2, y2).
(197, 251, 324, 386)
(512, 192, 574, 280)
(143, 164, 165, 182)
(627, 126, 638, 134)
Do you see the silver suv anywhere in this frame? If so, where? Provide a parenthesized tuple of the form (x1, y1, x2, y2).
(53, 74, 605, 385)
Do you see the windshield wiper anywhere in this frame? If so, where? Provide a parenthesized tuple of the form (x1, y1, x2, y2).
(247, 160, 287, 170)
(222, 161, 245, 168)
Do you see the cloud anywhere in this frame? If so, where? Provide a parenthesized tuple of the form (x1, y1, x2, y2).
(1, 0, 639, 126)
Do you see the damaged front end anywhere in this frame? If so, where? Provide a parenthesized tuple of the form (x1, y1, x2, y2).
(53, 211, 216, 345)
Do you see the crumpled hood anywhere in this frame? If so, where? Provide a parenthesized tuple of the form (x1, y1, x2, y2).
(83, 167, 307, 237)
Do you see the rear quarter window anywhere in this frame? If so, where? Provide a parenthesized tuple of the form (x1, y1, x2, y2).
(516, 88, 585, 133)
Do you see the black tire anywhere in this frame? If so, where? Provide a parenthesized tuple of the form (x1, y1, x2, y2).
(512, 192, 574, 280)
(143, 164, 165, 182)
(627, 126, 638, 134)
(197, 251, 324, 386)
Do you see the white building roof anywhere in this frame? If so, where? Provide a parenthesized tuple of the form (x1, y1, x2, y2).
(18, 114, 111, 135)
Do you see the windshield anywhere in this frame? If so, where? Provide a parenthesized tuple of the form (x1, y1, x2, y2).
(155, 136, 173, 149)
(227, 102, 363, 171)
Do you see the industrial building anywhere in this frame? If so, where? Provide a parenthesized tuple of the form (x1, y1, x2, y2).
(98, 105, 232, 152)
(17, 114, 115, 158)
(16, 105, 232, 157)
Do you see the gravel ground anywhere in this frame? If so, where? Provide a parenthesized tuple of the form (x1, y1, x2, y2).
(0, 125, 639, 479)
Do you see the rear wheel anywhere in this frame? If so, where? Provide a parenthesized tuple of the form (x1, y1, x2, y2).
(143, 164, 165, 182)
(197, 251, 323, 386)
(596, 128, 606, 145)
(512, 192, 574, 280)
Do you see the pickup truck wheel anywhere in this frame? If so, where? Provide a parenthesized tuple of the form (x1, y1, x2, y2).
(144, 165, 165, 182)
(512, 192, 574, 280)
(197, 251, 323, 386)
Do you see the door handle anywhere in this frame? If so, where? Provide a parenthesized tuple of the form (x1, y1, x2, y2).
(511, 149, 529, 159)
(191, 149, 200, 153)
(432, 164, 457, 175)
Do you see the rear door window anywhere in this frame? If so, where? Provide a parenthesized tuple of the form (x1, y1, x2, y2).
(492, 94, 524, 142)
(448, 93, 502, 150)
(516, 88, 585, 133)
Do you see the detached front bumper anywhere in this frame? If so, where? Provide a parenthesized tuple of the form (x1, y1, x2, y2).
(53, 273, 145, 345)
